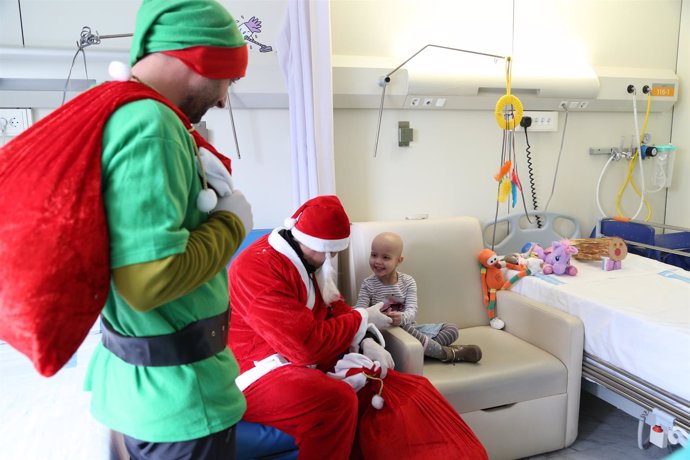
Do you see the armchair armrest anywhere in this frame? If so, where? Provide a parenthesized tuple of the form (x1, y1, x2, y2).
(381, 327, 424, 375)
(497, 289, 585, 446)
(497, 290, 584, 368)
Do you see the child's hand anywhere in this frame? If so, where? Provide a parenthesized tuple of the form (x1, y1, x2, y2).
(386, 311, 403, 327)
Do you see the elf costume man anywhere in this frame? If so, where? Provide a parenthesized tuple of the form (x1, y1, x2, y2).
(229, 195, 488, 460)
(0, 1, 252, 458)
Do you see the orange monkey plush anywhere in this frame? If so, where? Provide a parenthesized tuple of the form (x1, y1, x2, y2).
(478, 248, 530, 329)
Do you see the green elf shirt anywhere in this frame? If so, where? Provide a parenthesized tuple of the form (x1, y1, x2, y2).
(84, 99, 246, 442)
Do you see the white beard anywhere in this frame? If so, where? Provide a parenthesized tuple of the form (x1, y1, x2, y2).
(315, 254, 341, 304)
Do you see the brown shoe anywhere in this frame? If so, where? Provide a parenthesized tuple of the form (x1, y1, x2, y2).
(442, 344, 482, 363)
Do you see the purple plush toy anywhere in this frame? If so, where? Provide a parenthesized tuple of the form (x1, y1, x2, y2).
(532, 240, 578, 276)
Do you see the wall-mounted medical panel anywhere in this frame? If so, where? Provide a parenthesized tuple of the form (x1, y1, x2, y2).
(0, 46, 127, 108)
(0, 46, 288, 109)
(587, 66, 678, 112)
(331, 57, 678, 112)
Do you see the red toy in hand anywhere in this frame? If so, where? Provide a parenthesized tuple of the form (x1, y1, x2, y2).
(381, 296, 404, 313)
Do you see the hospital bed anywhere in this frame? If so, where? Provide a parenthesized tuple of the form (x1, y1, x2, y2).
(593, 218, 690, 270)
(509, 253, 690, 449)
(483, 212, 581, 255)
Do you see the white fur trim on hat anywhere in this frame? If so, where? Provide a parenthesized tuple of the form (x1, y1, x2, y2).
(292, 227, 349, 253)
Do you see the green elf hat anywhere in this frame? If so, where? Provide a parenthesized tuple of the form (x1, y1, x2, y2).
(130, 0, 248, 79)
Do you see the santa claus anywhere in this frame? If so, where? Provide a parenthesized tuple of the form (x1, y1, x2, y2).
(228, 195, 487, 460)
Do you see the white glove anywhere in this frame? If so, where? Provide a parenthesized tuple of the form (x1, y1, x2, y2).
(361, 338, 394, 378)
(366, 302, 393, 330)
(212, 189, 253, 236)
(196, 147, 234, 197)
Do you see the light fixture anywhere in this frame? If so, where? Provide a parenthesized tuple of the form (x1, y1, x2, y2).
(373, 44, 507, 157)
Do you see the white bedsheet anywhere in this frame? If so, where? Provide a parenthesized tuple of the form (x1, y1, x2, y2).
(509, 253, 690, 402)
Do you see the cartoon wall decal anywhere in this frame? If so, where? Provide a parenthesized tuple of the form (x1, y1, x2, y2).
(237, 16, 273, 53)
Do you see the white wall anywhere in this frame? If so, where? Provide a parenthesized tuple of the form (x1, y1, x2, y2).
(669, 0, 690, 228)
(331, 0, 684, 239)
(0, 0, 293, 229)
(1, 0, 686, 233)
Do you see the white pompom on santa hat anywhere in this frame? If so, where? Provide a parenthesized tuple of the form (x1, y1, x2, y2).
(284, 195, 350, 252)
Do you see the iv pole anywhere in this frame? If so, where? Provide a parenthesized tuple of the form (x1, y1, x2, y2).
(373, 44, 506, 158)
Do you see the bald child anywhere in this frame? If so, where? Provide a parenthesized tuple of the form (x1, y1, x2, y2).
(355, 232, 482, 363)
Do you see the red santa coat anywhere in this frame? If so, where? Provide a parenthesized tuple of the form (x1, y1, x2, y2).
(229, 230, 367, 373)
(229, 229, 366, 460)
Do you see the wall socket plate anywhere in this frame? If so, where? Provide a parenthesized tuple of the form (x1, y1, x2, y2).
(405, 95, 447, 108)
(0, 109, 32, 136)
(523, 111, 558, 132)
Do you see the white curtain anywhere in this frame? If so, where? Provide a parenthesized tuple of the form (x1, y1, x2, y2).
(277, 0, 336, 207)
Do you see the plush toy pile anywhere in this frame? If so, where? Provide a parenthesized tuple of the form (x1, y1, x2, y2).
(528, 240, 579, 276)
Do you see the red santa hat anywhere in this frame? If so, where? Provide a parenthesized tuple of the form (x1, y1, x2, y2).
(284, 195, 350, 253)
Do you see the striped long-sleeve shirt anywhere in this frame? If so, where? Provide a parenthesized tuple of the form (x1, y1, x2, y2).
(355, 272, 418, 326)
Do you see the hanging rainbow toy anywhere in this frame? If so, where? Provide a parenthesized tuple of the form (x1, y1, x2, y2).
(493, 57, 523, 206)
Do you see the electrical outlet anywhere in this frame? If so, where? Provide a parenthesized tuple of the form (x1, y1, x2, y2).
(0, 109, 31, 136)
(523, 111, 558, 132)
(407, 96, 439, 108)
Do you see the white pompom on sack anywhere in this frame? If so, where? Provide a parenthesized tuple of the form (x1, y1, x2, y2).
(197, 188, 218, 212)
(108, 61, 132, 82)
(371, 394, 384, 410)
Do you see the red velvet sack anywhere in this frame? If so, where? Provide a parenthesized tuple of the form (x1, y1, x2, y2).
(0, 81, 227, 377)
(353, 369, 488, 460)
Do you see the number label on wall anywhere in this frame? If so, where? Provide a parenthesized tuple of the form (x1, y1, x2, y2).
(651, 85, 675, 97)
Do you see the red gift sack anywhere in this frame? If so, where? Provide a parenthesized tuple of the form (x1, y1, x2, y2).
(0, 81, 225, 377)
(353, 369, 488, 460)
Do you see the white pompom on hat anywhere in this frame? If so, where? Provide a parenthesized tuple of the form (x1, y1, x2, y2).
(286, 195, 350, 252)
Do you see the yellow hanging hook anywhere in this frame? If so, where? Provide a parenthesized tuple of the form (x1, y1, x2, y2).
(495, 57, 523, 130)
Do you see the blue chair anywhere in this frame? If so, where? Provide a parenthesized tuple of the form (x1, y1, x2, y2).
(590, 219, 659, 260)
(654, 231, 690, 270)
(231, 228, 273, 263)
(230, 228, 299, 459)
(236, 421, 297, 460)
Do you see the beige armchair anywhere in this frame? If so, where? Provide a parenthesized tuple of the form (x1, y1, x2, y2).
(339, 216, 584, 460)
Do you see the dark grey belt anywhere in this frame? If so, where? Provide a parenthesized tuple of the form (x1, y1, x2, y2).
(101, 309, 229, 367)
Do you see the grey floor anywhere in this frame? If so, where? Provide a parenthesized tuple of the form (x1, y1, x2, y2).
(0, 336, 684, 460)
(524, 390, 681, 459)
